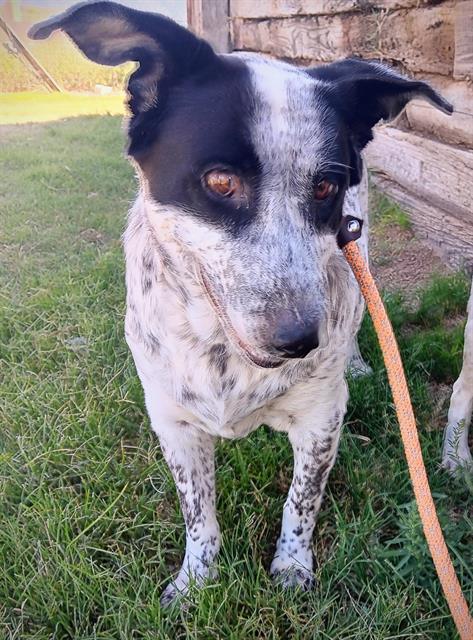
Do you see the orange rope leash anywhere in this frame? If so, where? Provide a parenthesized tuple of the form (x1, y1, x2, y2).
(342, 237, 473, 640)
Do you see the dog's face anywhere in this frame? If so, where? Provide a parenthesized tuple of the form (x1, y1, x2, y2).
(139, 55, 355, 366)
(30, 1, 452, 367)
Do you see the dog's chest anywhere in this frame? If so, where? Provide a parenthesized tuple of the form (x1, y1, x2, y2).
(126, 305, 347, 438)
(125, 277, 306, 436)
(123, 207, 361, 437)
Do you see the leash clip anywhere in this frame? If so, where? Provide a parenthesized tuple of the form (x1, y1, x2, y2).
(337, 215, 363, 249)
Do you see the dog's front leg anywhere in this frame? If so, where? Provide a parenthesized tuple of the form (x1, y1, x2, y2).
(270, 410, 343, 589)
(157, 423, 220, 606)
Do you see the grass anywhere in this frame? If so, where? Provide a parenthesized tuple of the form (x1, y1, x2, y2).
(0, 115, 472, 639)
(370, 190, 411, 231)
(0, 92, 126, 125)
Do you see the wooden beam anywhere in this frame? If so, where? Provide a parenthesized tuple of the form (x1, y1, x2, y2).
(454, 0, 473, 80)
(365, 126, 473, 223)
(187, 0, 231, 53)
(232, 5, 454, 75)
(0, 17, 61, 92)
(230, 0, 358, 19)
(230, 0, 438, 19)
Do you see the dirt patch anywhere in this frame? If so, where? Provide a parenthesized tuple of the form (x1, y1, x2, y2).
(370, 226, 452, 297)
(79, 227, 106, 246)
(427, 382, 453, 433)
(369, 190, 453, 306)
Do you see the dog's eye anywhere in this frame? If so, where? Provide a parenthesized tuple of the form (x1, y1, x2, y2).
(204, 170, 243, 199)
(314, 180, 338, 201)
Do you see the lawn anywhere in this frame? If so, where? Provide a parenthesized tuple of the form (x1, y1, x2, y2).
(0, 115, 472, 640)
(0, 92, 126, 125)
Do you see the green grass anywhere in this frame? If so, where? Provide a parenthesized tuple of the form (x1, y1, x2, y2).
(0, 92, 126, 125)
(370, 190, 412, 231)
(1, 116, 472, 639)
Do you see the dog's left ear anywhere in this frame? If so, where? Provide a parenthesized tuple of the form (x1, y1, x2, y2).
(28, 1, 218, 116)
(308, 58, 453, 185)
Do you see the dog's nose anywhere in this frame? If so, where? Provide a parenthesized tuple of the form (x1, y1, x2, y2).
(272, 319, 319, 359)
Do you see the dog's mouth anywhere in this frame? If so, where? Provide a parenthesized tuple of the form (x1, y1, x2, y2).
(199, 266, 285, 370)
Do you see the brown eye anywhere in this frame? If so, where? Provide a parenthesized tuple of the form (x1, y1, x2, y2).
(314, 179, 337, 201)
(204, 170, 243, 198)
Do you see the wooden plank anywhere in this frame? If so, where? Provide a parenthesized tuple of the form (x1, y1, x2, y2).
(230, 0, 357, 18)
(365, 126, 473, 221)
(233, 14, 354, 63)
(187, 0, 230, 52)
(232, 5, 454, 74)
(405, 78, 473, 148)
(0, 17, 61, 92)
(376, 0, 442, 6)
(230, 0, 439, 19)
(454, 0, 473, 80)
(371, 175, 473, 269)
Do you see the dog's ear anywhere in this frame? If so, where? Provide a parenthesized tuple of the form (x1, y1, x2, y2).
(28, 1, 218, 115)
(308, 59, 453, 184)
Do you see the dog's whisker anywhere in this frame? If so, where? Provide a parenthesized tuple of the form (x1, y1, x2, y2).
(316, 161, 353, 173)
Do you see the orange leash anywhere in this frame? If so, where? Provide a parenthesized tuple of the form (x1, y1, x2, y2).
(338, 217, 473, 639)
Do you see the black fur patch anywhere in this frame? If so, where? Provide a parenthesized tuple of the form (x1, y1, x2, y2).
(208, 343, 229, 377)
(307, 58, 452, 186)
(136, 57, 262, 235)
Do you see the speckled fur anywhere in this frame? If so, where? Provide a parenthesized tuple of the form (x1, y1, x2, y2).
(123, 54, 369, 605)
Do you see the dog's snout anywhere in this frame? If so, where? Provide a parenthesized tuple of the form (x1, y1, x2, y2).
(271, 316, 319, 359)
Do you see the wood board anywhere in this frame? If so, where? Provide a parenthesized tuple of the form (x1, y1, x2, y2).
(232, 4, 454, 75)
(366, 126, 473, 219)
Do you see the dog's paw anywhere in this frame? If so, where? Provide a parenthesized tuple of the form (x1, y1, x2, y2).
(271, 564, 316, 591)
(160, 569, 199, 609)
(441, 447, 473, 475)
(270, 552, 315, 591)
(347, 355, 373, 378)
(160, 580, 184, 608)
(160, 560, 218, 608)
(442, 439, 473, 475)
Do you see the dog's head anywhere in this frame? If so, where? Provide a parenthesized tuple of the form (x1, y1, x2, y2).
(30, 2, 452, 367)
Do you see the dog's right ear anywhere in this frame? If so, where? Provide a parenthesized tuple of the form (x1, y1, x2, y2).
(28, 1, 218, 115)
(308, 58, 453, 186)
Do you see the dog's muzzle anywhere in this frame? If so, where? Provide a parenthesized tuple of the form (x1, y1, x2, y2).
(199, 266, 319, 368)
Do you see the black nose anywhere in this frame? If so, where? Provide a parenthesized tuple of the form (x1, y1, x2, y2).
(272, 320, 319, 359)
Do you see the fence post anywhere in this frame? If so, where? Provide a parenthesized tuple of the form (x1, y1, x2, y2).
(0, 17, 61, 92)
(187, 0, 231, 53)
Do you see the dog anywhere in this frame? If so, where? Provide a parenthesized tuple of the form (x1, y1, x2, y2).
(29, 1, 453, 606)
(442, 278, 473, 472)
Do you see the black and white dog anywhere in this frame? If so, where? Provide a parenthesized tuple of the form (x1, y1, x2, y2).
(30, 1, 452, 605)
